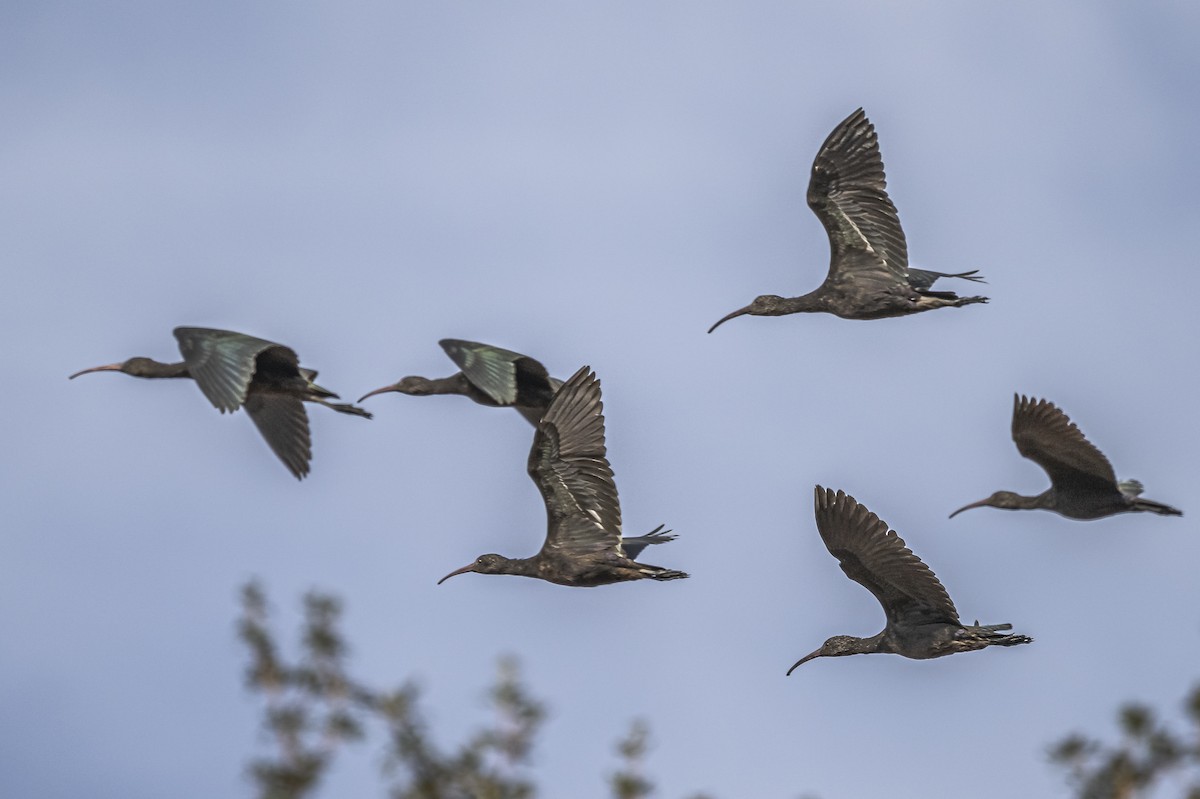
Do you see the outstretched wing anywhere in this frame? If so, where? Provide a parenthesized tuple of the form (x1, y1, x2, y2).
(814, 487, 959, 627)
(807, 108, 909, 281)
(440, 339, 551, 406)
(1012, 395, 1119, 492)
(528, 366, 623, 556)
(243, 393, 313, 479)
(174, 327, 297, 412)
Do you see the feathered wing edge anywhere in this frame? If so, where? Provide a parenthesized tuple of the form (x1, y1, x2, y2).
(807, 108, 909, 280)
(814, 486, 960, 627)
(174, 327, 294, 413)
(529, 366, 623, 555)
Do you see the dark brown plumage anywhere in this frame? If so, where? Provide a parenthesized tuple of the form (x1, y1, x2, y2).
(789, 487, 1030, 673)
(950, 395, 1182, 520)
(709, 108, 986, 332)
(69, 327, 370, 479)
(359, 339, 561, 426)
(437, 366, 686, 588)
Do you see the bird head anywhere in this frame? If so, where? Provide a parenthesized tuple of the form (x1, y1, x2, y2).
(358, 376, 431, 402)
(69, 357, 162, 379)
(787, 635, 864, 674)
(707, 295, 789, 333)
(949, 491, 1022, 518)
(437, 553, 509, 584)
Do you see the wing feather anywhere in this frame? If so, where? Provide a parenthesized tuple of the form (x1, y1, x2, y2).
(440, 339, 551, 406)
(814, 487, 959, 627)
(528, 366, 622, 555)
(243, 393, 313, 479)
(1012, 395, 1119, 491)
(174, 327, 296, 412)
(807, 108, 909, 281)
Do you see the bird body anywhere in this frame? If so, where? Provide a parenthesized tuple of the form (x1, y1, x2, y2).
(789, 487, 1029, 673)
(709, 108, 987, 332)
(70, 327, 370, 479)
(447, 547, 682, 589)
(808, 621, 1022, 662)
(359, 339, 561, 426)
(950, 395, 1182, 520)
(437, 366, 686, 588)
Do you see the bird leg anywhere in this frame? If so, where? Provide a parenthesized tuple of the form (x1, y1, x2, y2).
(314, 399, 373, 419)
(954, 622, 1032, 651)
(640, 567, 689, 581)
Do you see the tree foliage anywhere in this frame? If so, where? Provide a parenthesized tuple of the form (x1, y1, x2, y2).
(243, 581, 1200, 799)
(1050, 683, 1200, 799)
(237, 582, 722, 799)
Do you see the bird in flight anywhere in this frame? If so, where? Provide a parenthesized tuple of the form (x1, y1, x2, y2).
(789, 487, 1030, 672)
(70, 326, 370, 479)
(359, 338, 560, 426)
(437, 366, 686, 587)
(950, 395, 1182, 520)
(709, 108, 986, 332)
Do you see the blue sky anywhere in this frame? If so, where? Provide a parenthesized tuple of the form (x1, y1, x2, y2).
(4, 2, 1199, 797)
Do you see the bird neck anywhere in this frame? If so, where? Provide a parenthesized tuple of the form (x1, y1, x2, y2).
(1019, 491, 1056, 511)
(137, 360, 191, 379)
(976, 490, 1056, 512)
(498, 556, 540, 578)
(419, 374, 475, 396)
(783, 291, 826, 314)
(860, 632, 891, 654)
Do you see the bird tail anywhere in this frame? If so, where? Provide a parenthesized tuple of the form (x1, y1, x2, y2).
(1132, 497, 1183, 516)
(621, 524, 677, 560)
(971, 622, 1011, 632)
(1118, 479, 1145, 497)
(935, 269, 987, 283)
(906, 267, 987, 291)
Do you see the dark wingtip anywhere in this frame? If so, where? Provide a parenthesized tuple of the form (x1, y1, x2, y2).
(285, 460, 310, 481)
(438, 338, 477, 352)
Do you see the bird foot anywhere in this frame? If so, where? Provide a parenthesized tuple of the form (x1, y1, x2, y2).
(645, 567, 689, 581)
(323, 401, 373, 419)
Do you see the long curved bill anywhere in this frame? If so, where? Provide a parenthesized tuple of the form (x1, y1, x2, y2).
(357, 383, 400, 403)
(68, 363, 124, 379)
(948, 498, 989, 519)
(437, 563, 476, 585)
(707, 305, 753, 334)
(786, 648, 822, 675)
